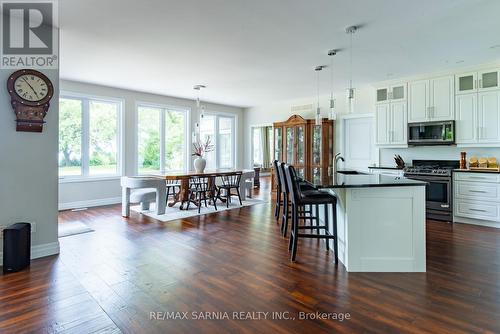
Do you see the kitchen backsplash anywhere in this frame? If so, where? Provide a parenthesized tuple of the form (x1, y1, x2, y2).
(380, 147, 500, 167)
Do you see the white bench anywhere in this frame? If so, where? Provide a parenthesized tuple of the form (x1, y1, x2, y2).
(121, 177, 167, 217)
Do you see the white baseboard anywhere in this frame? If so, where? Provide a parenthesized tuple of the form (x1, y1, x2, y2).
(0, 241, 60, 266)
(59, 197, 121, 211)
(453, 216, 500, 229)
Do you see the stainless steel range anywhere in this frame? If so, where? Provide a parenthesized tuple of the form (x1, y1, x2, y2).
(404, 160, 459, 222)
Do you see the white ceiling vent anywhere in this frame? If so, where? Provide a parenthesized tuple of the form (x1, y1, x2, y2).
(291, 104, 313, 113)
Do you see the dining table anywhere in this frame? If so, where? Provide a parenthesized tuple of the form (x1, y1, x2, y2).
(153, 169, 255, 210)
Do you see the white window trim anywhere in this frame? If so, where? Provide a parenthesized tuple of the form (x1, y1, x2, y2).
(201, 111, 238, 169)
(135, 101, 190, 175)
(58, 91, 124, 182)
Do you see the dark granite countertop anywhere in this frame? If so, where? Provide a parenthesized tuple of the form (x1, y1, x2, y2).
(453, 169, 500, 174)
(368, 166, 405, 170)
(300, 169, 427, 189)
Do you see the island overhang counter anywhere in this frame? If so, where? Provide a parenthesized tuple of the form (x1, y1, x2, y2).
(303, 171, 427, 272)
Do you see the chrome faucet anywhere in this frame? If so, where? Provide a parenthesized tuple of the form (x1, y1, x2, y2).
(334, 153, 345, 174)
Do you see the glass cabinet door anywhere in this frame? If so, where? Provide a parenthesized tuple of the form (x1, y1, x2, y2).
(456, 72, 477, 94)
(297, 126, 305, 165)
(390, 84, 406, 101)
(312, 125, 322, 165)
(296, 168, 305, 179)
(479, 70, 499, 90)
(312, 167, 321, 185)
(376, 88, 388, 103)
(274, 127, 282, 161)
(285, 127, 295, 163)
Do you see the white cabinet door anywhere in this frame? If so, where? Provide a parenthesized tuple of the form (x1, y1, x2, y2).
(478, 69, 500, 92)
(456, 72, 477, 95)
(430, 75, 454, 121)
(375, 103, 390, 145)
(478, 90, 500, 143)
(408, 80, 429, 122)
(455, 94, 477, 144)
(390, 101, 407, 145)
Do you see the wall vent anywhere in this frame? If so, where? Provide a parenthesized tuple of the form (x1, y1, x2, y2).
(291, 104, 313, 113)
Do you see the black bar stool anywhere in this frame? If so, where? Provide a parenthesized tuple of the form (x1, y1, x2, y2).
(273, 160, 283, 221)
(284, 164, 339, 263)
(278, 162, 317, 237)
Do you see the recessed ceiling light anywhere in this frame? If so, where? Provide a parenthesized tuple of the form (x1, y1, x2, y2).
(490, 44, 500, 49)
(456, 60, 465, 64)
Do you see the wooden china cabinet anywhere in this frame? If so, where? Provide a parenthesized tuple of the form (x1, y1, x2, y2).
(272, 115, 334, 191)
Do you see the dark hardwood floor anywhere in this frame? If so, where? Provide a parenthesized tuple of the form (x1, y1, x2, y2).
(1, 176, 500, 333)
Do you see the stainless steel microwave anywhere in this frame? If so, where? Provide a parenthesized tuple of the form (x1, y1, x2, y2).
(408, 121, 455, 145)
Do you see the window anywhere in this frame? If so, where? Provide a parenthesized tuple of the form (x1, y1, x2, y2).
(199, 114, 236, 169)
(137, 104, 187, 174)
(58, 94, 122, 178)
(251, 126, 273, 169)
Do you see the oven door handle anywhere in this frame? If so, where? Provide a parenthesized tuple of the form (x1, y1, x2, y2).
(440, 204, 450, 208)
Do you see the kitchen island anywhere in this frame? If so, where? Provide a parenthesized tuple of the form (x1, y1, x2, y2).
(303, 170, 427, 272)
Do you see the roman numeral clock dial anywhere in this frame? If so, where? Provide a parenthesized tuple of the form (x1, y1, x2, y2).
(7, 69, 54, 132)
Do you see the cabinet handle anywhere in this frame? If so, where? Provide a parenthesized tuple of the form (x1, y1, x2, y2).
(469, 190, 487, 193)
(474, 79, 477, 89)
(479, 79, 482, 88)
(469, 208, 487, 212)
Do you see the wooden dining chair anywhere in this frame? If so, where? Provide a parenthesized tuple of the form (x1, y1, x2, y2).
(166, 179, 181, 200)
(187, 176, 217, 213)
(217, 172, 243, 208)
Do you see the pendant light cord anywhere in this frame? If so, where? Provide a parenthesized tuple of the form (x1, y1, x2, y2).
(317, 69, 320, 109)
(349, 30, 353, 90)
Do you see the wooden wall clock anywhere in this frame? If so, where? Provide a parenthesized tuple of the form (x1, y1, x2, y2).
(7, 69, 54, 132)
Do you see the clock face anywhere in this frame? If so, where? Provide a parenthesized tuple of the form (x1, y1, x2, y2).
(14, 74, 49, 102)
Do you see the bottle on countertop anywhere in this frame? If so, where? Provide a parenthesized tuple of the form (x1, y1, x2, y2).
(460, 152, 467, 169)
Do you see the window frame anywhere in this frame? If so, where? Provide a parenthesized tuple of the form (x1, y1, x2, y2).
(135, 101, 190, 175)
(200, 111, 237, 170)
(58, 91, 124, 183)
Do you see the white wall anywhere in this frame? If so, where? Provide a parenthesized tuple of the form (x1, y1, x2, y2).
(59, 80, 244, 209)
(0, 68, 60, 261)
(243, 85, 375, 168)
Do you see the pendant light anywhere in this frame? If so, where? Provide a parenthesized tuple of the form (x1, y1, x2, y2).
(328, 49, 337, 120)
(193, 84, 206, 140)
(193, 84, 206, 121)
(346, 25, 357, 114)
(314, 65, 324, 126)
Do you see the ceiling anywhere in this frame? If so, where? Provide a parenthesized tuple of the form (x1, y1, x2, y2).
(60, 0, 500, 108)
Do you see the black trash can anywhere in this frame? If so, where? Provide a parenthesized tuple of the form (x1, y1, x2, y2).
(2, 223, 31, 274)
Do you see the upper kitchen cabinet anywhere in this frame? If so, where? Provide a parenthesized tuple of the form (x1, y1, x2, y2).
(456, 90, 500, 146)
(456, 69, 500, 94)
(408, 75, 454, 122)
(478, 90, 500, 143)
(375, 82, 408, 147)
(456, 72, 477, 95)
(375, 100, 408, 147)
(376, 83, 407, 104)
(478, 69, 500, 91)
